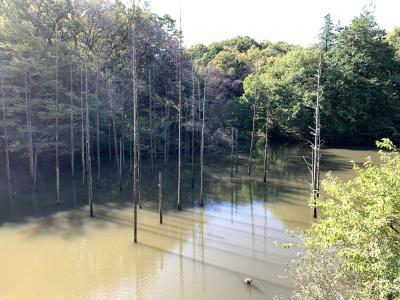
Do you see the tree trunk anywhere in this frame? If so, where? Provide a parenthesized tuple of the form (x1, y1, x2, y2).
(311, 58, 323, 218)
(70, 65, 75, 179)
(132, 5, 139, 243)
(108, 118, 112, 162)
(25, 72, 34, 186)
(80, 67, 86, 202)
(55, 46, 60, 206)
(164, 89, 168, 167)
(191, 65, 195, 188)
(119, 138, 123, 191)
(148, 68, 154, 178)
(85, 59, 93, 217)
(158, 171, 163, 224)
(199, 73, 206, 207)
(138, 132, 142, 209)
(1, 74, 12, 200)
(248, 102, 256, 176)
(177, 29, 183, 211)
(108, 83, 120, 188)
(235, 128, 239, 173)
(263, 102, 269, 183)
(33, 148, 37, 192)
(230, 127, 234, 177)
(96, 67, 101, 187)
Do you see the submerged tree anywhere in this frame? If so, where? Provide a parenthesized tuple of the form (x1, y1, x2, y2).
(1, 73, 12, 200)
(307, 57, 323, 218)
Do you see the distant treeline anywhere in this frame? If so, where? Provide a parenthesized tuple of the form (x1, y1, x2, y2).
(0, 1, 399, 171)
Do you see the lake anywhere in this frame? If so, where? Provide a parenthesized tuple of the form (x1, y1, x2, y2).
(0, 145, 377, 300)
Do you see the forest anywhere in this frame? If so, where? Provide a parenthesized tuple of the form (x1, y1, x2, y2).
(1, 0, 400, 299)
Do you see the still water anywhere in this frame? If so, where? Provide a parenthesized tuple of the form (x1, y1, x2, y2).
(0, 145, 377, 300)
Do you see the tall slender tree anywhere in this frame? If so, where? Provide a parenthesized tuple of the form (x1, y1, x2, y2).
(70, 65, 75, 179)
(263, 97, 269, 183)
(310, 58, 323, 218)
(25, 72, 34, 187)
(80, 67, 86, 201)
(132, 1, 139, 243)
(96, 66, 101, 187)
(177, 19, 183, 210)
(199, 71, 206, 207)
(85, 59, 93, 217)
(247, 75, 258, 176)
(191, 64, 196, 188)
(148, 68, 154, 177)
(1, 73, 12, 199)
(55, 39, 60, 206)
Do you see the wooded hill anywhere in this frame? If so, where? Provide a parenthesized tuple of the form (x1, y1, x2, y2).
(1, 1, 400, 171)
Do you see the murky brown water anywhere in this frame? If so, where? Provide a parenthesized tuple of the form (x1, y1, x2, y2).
(0, 145, 377, 299)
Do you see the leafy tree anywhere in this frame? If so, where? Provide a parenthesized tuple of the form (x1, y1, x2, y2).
(323, 10, 399, 144)
(292, 139, 400, 299)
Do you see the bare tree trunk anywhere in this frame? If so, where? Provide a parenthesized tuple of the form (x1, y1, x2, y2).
(230, 127, 234, 177)
(311, 58, 323, 218)
(263, 102, 269, 183)
(80, 67, 86, 202)
(55, 46, 60, 206)
(85, 59, 93, 217)
(177, 28, 183, 211)
(119, 138, 123, 191)
(235, 128, 239, 173)
(108, 83, 120, 188)
(1, 74, 12, 199)
(33, 147, 37, 192)
(148, 68, 154, 178)
(158, 171, 163, 224)
(138, 132, 142, 209)
(108, 118, 112, 162)
(70, 65, 75, 179)
(199, 73, 206, 207)
(248, 102, 256, 176)
(191, 65, 195, 188)
(25, 72, 34, 186)
(164, 90, 168, 167)
(132, 4, 139, 243)
(95, 67, 101, 187)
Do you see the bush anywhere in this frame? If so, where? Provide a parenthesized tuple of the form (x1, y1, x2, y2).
(291, 139, 400, 299)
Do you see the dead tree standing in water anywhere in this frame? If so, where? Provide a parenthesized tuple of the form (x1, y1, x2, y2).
(25, 72, 34, 188)
(247, 76, 258, 176)
(311, 59, 322, 218)
(132, 1, 139, 243)
(191, 64, 196, 188)
(230, 127, 234, 177)
(70, 65, 75, 179)
(1, 73, 12, 199)
(263, 97, 269, 183)
(149, 68, 154, 178)
(85, 59, 93, 217)
(235, 128, 239, 173)
(177, 21, 183, 210)
(199, 72, 206, 207)
(80, 67, 86, 201)
(55, 42, 60, 206)
(304, 58, 323, 219)
(95, 67, 101, 187)
(158, 171, 163, 224)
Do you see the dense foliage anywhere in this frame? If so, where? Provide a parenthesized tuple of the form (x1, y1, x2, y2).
(292, 139, 400, 299)
(0, 1, 399, 164)
(192, 10, 400, 145)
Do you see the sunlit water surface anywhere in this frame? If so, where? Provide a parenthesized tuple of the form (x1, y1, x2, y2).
(0, 145, 378, 300)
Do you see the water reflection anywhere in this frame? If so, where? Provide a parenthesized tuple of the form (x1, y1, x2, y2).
(0, 145, 378, 299)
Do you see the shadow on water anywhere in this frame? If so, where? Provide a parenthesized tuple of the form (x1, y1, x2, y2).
(0, 144, 374, 227)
